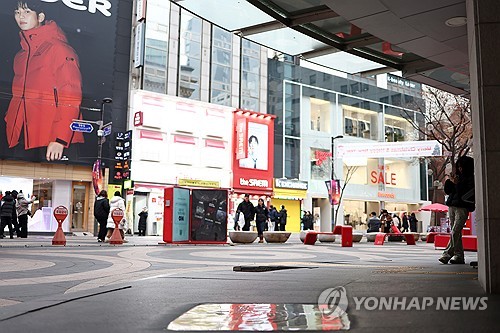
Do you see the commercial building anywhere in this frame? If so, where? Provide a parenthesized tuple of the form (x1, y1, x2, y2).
(0, 1, 132, 234)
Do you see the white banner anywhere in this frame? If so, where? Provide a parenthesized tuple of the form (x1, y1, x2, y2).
(336, 140, 442, 158)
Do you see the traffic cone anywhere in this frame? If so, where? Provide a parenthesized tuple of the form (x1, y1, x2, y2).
(52, 223, 66, 246)
(109, 227, 123, 245)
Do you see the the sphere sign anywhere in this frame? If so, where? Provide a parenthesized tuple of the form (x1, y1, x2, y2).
(111, 208, 124, 224)
(53, 206, 69, 222)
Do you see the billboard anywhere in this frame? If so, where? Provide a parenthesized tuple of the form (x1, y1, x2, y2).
(0, 0, 131, 164)
(232, 110, 275, 194)
(336, 140, 442, 159)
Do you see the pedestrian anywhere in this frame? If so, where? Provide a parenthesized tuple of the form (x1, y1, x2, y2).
(302, 211, 314, 230)
(367, 212, 381, 233)
(380, 210, 391, 233)
(278, 205, 287, 231)
(439, 156, 475, 265)
(10, 190, 20, 237)
(138, 207, 148, 236)
(268, 205, 279, 231)
(409, 213, 418, 233)
(255, 198, 269, 243)
(235, 194, 255, 231)
(402, 212, 409, 232)
(301, 211, 308, 230)
(393, 213, 401, 230)
(6, 1, 84, 161)
(16, 192, 35, 238)
(0, 191, 16, 239)
(308, 211, 315, 230)
(106, 191, 127, 242)
(93, 190, 110, 242)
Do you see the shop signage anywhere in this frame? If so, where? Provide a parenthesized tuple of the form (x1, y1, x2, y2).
(370, 170, 397, 186)
(378, 191, 396, 199)
(314, 150, 332, 166)
(134, 111, 144, 126)
(113, 131, 132, 180)
(337, 140, 442, 158)
(178, 179, 220, 188)
(235, 118, 247, 159)
(387, 74, 417, 89)
(239, 177, 269, 188)
(275, 178, 308, 190)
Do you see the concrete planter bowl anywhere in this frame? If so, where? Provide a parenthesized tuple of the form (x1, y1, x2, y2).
(263, 231, 291, 243)
(299, 230, 311, 243)
(366, 233, 380, 242)
(318, 234, 336, 243)
(229, 231, 258, 244)
(352, 233, 363, 242)
(420, 233, 428, 242)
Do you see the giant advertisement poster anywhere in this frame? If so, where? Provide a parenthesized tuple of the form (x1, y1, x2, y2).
(191, 189, 228, 242)
(0, 0, 130, 164)
(173, 187, 189, 242)
(238, 122, 269, 170)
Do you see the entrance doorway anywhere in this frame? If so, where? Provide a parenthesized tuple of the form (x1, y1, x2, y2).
(71, 182, 89, 231)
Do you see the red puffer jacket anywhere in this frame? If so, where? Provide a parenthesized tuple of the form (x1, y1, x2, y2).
(5, 20, 84, 150)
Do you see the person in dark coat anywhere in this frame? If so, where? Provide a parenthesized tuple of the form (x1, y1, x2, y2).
(268, 205, 279, 231)
(302, 211, 314, 230)
(409, 213, 418, 233)
(439, 156, 475, 265)
(0, 191, 16, 239)
(93, 190, 110, 242)
(236, 194, 255, 231)
(367, 212, 381, 233)
(138, 207, 148, 236)
(10, 190, 20, 237)
(278, 205, 287, 231)
(401, 212, 409, 232)
(255, 198, 269, 243)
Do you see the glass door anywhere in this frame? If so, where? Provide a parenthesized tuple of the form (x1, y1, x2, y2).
(71, 183, 88, 231)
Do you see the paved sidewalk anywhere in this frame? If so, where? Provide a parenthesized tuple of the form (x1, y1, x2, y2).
(0, 234, 498, 332)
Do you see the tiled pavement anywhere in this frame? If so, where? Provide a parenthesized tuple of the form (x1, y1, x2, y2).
(0, 234, 498, 332)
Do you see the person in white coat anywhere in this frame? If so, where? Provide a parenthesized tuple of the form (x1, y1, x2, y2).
(105, 191, 127, 242)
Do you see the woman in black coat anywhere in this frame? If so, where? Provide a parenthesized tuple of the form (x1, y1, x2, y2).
(255, 198, 269, 243)
(138, 207, 148, 236)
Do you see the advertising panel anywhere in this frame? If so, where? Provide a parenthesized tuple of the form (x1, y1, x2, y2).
(173, 187, 189, 242)
(190, 189, 228, 242)
(232, 110, 275, 195)
(336, 140, 442, 159)
(0, 0, 130, 164)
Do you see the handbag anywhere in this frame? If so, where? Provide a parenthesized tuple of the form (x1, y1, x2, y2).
(461, 188, 475, 204)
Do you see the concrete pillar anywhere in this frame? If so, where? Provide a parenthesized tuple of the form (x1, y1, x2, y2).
(467, 0, 500, 293)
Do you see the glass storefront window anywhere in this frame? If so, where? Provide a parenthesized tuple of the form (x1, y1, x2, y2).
(311, 148, 331, 180)
(211, 26, 232, 106)
(178, 9, 202, 100)
(241, 39, 260, 111)
(285, 138, 300, 179)
(384, 106, 415, 142)
(342, 103, 379, 140)
(284, 82, 300, 137)
(309, 97, 331, 133)
(143, 0, 170, 94)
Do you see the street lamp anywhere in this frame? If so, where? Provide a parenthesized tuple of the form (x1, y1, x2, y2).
(331, 135, 343, 227)
(98, 98, 113, 160)
(331, 135, 343, 180)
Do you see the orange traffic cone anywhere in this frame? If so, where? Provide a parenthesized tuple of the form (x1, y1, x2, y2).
(109, 227, 123, 245)
(52, 222, 66, 246)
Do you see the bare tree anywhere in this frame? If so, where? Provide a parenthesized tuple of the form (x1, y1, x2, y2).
(334, 165, 359, 227)
(402, 86, 472, 205)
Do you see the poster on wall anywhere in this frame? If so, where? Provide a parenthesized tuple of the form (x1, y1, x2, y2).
(0, 0, 129, 164)
(238, 122, 269, 170)
(191, 189, 228, 242)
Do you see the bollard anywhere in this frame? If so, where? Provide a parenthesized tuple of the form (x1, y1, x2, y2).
(340, 225, 353, 247)
(52, 206, 68, 246)
(109, 208, 124, 245)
